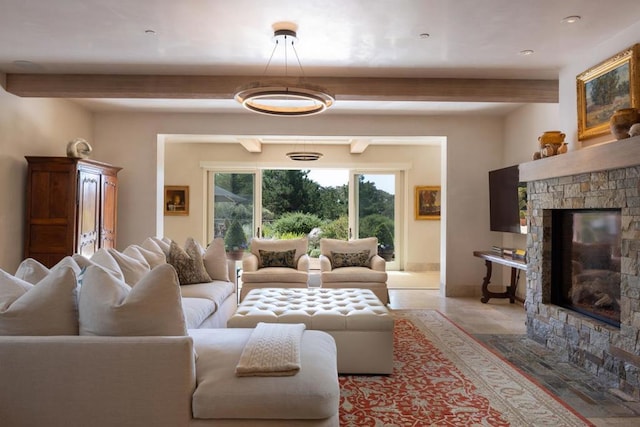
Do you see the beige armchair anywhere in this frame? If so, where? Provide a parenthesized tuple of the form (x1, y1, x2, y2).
(319, 237, 389, 304)
(240, 237, 310, 301)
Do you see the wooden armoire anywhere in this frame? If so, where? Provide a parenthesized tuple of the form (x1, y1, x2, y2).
(24, 157, 122, 267)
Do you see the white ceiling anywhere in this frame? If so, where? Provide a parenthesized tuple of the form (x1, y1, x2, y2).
(1, 0, 638, 117)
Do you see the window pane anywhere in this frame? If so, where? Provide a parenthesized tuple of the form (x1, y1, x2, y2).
(214, 173, 254, 257)
(357, 174, 395, 262)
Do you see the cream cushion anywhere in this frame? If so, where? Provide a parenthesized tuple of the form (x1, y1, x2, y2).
(202, 238, 230, 282)
(249, 237, 308, 265)
(15, 256, 81, 285)
(79, 264, 187, 336)
(0, 266, 79, 335)
(107, 248, 150, 286)
(124, 244, 166, 269)
(85, 248, 125, 281)
(141, 237, 167, 257)
(152, 236, 172, 255)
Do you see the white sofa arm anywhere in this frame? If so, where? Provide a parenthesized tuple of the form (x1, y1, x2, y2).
(319, 254, 333, 272)
(0, 336, 195, 427)
(370, 254, 387, 271)
(297, 254, 310, 271)
(242, 253, 259, 272)
(227, 258, 238, 290)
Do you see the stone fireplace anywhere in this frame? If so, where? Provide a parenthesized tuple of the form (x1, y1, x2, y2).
(520, 136, 640, 399)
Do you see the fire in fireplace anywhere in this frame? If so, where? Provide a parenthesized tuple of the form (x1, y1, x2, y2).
(551, 209, 621, 327)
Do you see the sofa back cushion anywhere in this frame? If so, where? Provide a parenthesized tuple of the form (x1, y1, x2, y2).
(106, 248, 150, 286)
(202, 238, 230, 282)
(79, 264, 187, 336)
(15, 256, 81, 285)
(86, 248, 125, 281)
(124, 244, 166, 269)
(0, 266, 79, 335)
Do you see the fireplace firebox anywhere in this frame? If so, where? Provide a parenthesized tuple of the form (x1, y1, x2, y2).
(551, 209, 621, 327)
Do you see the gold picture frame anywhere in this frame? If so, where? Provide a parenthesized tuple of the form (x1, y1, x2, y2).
(577, 44, 639, 140)
(415, 186, 441, 220)
(164, 185, 189, 216)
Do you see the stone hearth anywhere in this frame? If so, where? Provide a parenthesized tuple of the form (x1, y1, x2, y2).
(520, 136, 640, 399)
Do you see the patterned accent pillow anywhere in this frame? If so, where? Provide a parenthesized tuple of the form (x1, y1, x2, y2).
(330, 250, 371, 268)
(259, 249, 297, 268)
(167, 239, 212, 285)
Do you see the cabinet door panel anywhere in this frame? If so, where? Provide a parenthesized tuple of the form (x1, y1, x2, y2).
(77, 170, 100, 257)
(101, 174, 118, 249)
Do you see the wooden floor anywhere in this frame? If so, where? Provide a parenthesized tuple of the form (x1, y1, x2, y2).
(389, 287, 640, 426)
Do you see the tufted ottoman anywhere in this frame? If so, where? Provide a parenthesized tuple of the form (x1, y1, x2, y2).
(227, 288, 394, 374)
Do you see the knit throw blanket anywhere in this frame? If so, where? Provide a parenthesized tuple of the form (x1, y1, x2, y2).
(235, 322, 306, 377)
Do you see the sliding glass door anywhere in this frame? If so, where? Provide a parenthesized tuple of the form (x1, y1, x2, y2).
(353, 172, 399, 270)
(210, 172, 256, 258)
(207, 168, 401, 269)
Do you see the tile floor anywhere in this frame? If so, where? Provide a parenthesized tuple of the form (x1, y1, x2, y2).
(388, 287, 640, 426)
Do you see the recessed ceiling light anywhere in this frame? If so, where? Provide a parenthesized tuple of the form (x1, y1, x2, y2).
(419, 33, 430, 39)
(12, 60, 45, 71)
(561, 15, 581, 24)
(518, 49, 534, 56)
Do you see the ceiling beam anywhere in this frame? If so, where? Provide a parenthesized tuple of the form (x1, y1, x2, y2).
(238, 138, 262, 153)
(5, 74, 558, 103)
(350, 139, 371, 154)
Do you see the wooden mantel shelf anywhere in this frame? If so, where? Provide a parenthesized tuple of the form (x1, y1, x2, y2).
(519, 135, 640, 182)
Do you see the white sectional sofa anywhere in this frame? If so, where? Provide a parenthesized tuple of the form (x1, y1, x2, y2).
(0, 237, 340, 427)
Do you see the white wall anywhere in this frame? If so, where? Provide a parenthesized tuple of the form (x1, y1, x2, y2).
(163, 141, 442, 271)
(0, 76, 93, 271)
(502, 103, 560, 300)
(93, 112, 504, 297)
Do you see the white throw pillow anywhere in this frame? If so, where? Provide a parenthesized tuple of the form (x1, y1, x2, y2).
(78, 264, 187, 336)
(124, 244, 166, 269)
(88, 248, 125, 280)
(0, 266, 79, 335)
(141, 237, 165, 256)
(15, 257, 81, 285)
(203, 238, 230, 282)
(152, 236, 172, 255)
(107, 248, 150, 286)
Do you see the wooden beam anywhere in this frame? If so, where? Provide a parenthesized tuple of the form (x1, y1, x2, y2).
(350, 139, 371, 154)
(5, 74, 558, 103)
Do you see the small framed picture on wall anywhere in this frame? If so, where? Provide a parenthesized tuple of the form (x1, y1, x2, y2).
(415, 186, 441, 220)
(164, 185, 189, 216)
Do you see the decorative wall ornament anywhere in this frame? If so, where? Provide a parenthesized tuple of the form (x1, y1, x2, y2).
(66, 138, 92, 159)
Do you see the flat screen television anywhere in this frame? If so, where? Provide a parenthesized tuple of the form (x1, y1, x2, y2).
(488, 165, 527, 234)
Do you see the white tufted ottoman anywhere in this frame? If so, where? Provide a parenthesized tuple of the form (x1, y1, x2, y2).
(227, 288, 394, 374)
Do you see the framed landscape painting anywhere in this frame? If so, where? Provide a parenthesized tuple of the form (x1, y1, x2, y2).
(577, 44, 639, 140)
(415, 186, 441, 220)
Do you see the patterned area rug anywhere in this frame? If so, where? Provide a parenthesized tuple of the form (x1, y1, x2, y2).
(339, 310, 592, 426)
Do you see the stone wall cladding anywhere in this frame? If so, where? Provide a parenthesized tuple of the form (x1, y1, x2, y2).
(527, 165, 640, 398)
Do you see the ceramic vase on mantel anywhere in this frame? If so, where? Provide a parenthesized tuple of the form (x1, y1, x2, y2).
(610, 108, 640, 140)
(535, 130, 566, 159)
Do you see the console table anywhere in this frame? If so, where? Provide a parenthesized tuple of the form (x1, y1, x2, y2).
(473, 251, 527, 303)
